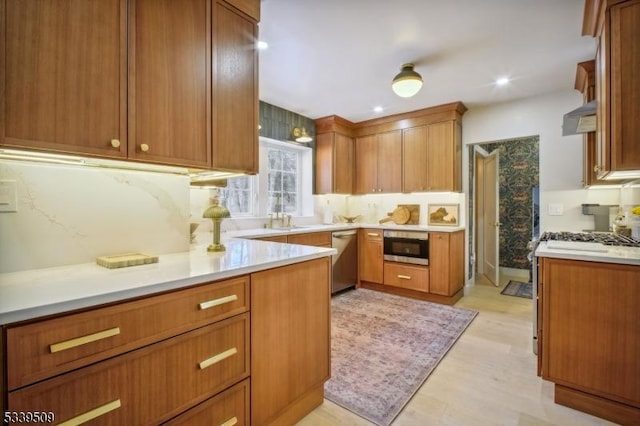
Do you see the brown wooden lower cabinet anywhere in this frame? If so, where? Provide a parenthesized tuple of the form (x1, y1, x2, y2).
(540, 257, 640, 425)
(358, 228, 384, 284)
(250, 257, 331, 425)
(360, 230, 464, 305)
(9, 315, 250, 425)
(383, 262, 429, 292)
(163, 378, 250, 425)
(3, 258, 332, 425)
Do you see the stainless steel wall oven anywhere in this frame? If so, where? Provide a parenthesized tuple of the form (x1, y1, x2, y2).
(383, 230, 429, 266)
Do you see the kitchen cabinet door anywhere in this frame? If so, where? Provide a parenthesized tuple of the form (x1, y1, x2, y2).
(251, 258, 330, 425)
(426, 121, 461, 191)
(541, 258, 640, 419)
(594, 0, 640, 178)
(1, 0, 127, 158)
(315, 132, 354, 194)
(609, 0, 640, 172)
(355, 135, 378, 194)
(128, 0, 211, 168)
(429, 231, 464, 296)
(212, 0, 259, 174)
(358, 229, 384, 284)
(403, 125, 429, 192)
(377, 130, 402, 193)
(354, 131, 401, 194)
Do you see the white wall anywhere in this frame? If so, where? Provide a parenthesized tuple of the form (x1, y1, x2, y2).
(462, 90, 640, 283)
(463, 89, 627, 232)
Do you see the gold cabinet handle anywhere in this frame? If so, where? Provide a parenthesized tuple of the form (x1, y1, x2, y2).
(367, 233, 380, 237)
(110, 139, 121, 148)
(199, 347, 237, 370)
(140, 143, 150, 152)
(50, 327, 120, 354)
(593, 165, 601, 172)
(397, 275, 412, 280)
(199, 294, 238, 310)
(220, 417, 238, 426)
(58, 399, 121, 426)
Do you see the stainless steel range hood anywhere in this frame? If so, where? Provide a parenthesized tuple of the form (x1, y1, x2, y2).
(562, 100, 596, 136)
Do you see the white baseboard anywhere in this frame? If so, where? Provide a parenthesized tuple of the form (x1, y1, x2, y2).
(500, 267, 529, 280)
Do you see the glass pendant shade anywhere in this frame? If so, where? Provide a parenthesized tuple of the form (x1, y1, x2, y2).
(392, 63, 423, 98)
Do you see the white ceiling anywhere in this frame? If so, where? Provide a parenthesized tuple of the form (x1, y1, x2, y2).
(258, 0, 596, 123)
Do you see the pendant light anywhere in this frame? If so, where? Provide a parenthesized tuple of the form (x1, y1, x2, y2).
(391, 63, 423, 98)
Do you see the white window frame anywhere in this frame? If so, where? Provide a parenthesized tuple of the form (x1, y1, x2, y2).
(223, 137, 313, 218)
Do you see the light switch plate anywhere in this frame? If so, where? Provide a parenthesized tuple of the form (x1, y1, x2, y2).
(548, 203, 563, 216)
(0, 180, 18, 212)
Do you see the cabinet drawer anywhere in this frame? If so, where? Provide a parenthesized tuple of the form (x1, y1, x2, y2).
(287, 231, 332, 247)
(384, 262, 429, 292)
(7, 276, 249, 390)
(8, 314, 250, 425)
(164, 378, 249, 425)
(361, 229, 383, 241)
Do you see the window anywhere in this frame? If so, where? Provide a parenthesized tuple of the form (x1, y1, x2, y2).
(221, 137, 312, 217)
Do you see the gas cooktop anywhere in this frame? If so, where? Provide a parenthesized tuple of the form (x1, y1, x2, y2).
(539, 231, 640, 247)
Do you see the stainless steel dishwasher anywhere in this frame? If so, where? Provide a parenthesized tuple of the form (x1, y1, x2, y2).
(331, 230, 358, 294)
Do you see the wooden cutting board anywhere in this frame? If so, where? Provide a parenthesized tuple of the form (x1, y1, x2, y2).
(379, 206, 411, 224)
(399, 204, 420, 225)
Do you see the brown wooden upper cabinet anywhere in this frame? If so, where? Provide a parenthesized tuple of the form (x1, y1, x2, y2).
(315, 102, 466, 194)
(403, 120, 462, 192)
(211, 0, 259, 174)
(586, 0, 640, 179)
(314, 115, 355, 194)
(129, 0, 211, 168)
(0, 0, 259, 173)
(1, 0, 127, 159)
(355, 130, 402, 194)
(315, 132, 354, 194)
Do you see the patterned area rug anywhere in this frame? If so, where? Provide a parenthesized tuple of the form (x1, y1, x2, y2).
(325, 289, 478, 426)
(500, 280, 533, 299)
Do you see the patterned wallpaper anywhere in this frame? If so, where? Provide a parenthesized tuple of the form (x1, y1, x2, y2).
(468, 136, 540, 277)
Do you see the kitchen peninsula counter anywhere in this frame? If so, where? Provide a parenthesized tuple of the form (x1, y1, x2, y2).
(0, 239, 335, 325)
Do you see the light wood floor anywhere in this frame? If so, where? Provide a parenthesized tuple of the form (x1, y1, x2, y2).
(298, 273, 618, 426)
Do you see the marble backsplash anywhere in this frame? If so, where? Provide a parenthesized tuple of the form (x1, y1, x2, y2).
(0, 161, 190, 273)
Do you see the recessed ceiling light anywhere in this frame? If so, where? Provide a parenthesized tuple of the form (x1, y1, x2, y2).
(373, 106, 384, 113)
(256, 40, 269, 50)
(495, 77, 510, 86)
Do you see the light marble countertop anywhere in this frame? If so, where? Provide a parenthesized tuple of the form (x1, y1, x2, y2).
(224, 222, 466, 239)
(0, 239, 336, 325)
(535, 241, 640, 266)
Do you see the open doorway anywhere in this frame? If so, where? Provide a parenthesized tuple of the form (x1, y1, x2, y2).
(468, 136, 540, 286)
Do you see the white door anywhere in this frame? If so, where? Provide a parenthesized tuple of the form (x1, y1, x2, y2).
(483, 150, 500, 286)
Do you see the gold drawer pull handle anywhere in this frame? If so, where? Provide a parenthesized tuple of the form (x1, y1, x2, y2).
(199, 294, 238, 310)
(397, 275, 412, 280)
(220, 417, 238, 426)
(58, 399, 121, 426)
(367, 233, 380, 237)
(50, 327, 121, 353)
(199, 347, 237, 370)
